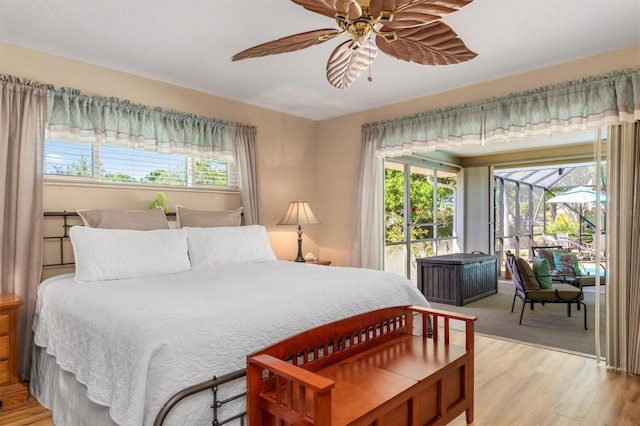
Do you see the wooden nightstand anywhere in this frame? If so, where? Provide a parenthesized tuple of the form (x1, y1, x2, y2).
(306, 259, 331, 266)
(288, 259, 332, 265)
(0, 294, 28, 413)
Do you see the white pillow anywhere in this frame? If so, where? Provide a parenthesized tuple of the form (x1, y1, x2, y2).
(70, 226, 191, 282)
(185, 225, 277, 269)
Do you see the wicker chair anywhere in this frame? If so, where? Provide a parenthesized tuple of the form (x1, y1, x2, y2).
(505, 252, 587, 329)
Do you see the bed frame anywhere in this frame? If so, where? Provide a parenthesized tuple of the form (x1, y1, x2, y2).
(43, 211, 80, 268)
(42, 211, 249, 425)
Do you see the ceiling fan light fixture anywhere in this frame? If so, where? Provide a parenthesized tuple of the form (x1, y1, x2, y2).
(231, 0, 477, 89)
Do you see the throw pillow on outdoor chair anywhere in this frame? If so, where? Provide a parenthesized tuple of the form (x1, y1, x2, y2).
(550, 251, 606, 286)
(532, 257, 553, 289)
(552, 251, 585, 277)
(535, 247, 582, 284)
(513, 256, 540, 290)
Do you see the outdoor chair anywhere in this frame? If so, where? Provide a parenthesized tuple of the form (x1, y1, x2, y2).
(505, 252, 587, 329)
(584, 233, 607, 262)
(532, 245, 606, 286)
(554, 232, 573, 249)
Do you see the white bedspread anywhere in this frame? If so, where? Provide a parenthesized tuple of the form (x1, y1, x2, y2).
(33, 261, 429, 425)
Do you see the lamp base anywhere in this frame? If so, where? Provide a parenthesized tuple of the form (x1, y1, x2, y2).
(295, 225, 305, 262)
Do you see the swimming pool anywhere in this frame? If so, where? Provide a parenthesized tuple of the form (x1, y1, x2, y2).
(582, 264, 606, 277)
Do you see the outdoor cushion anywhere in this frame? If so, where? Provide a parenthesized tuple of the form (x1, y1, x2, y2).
(537, 247, 570, 271)
(514, 256, 539, 290)
(552, 251, 583, 275)
(572, 274, 605, 286)
(532, 257, 553, 289)
(527, 283, 583, 302)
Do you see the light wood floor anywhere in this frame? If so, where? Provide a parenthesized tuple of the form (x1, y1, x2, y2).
(1, 333, 638, 425)
(0, 395, 53, 426)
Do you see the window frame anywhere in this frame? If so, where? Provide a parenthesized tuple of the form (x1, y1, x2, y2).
(384, 158, 460, 283)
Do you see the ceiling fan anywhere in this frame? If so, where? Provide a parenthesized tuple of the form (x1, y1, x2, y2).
(231, 0, 477, 89)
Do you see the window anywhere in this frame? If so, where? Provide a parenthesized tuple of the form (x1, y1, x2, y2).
(44, 139, 237, 188)
(384, 160, 459, 284)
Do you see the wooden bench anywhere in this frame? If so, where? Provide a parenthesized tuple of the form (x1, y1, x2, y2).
(247, 305, 477, 425)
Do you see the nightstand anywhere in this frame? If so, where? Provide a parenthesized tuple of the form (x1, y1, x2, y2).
(306, 259, 331, 266)
(0, 294, 28, 413)
(288, 259, 332, 265)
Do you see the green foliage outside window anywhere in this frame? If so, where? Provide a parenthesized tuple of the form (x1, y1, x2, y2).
(384, 168, 456, 243)
(385, 168, 405, 243)
(102, 172, 139, 183)
(545, 213, 579, 236)
(193, 160, 228, 186)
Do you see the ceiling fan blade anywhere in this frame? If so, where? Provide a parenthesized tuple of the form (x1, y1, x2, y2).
(376, 21, 476, 65)
(326, 39, 378, 89)
(292, 0, 363, 20)
(232, 29, 340, 61)
(370, 0, 473, 29)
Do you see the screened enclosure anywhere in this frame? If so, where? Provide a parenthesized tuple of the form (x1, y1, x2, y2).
(494, 163, 606, 266)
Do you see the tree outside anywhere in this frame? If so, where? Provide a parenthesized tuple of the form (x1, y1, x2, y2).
(385, 167, 456, 251)
(385, 168, 455, 242)
(194, 160, 228, 186)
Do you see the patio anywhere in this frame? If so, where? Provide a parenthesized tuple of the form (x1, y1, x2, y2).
(494, 162, 607, 271)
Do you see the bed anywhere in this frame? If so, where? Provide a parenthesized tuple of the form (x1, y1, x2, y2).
(32, 210, 430, 425)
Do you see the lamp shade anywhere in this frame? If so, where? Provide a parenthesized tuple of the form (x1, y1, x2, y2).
(277, 201, 320, 226)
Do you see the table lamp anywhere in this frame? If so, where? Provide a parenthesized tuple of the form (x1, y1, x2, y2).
(277, 201, 320, 262)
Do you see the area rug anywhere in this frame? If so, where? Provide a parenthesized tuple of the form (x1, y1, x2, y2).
(428, 280, 606, 356)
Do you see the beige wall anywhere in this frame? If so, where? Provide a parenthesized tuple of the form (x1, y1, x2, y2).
(2, 41, 639, 267)
(0, 41, 320, 261)
(318, 45, 640, 266)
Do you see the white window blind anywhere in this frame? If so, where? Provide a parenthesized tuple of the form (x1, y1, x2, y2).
(44, 139, 238, 188)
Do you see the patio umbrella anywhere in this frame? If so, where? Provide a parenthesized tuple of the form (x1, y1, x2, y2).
(546, 186, 606, 244)
(546, 186, 606, 204)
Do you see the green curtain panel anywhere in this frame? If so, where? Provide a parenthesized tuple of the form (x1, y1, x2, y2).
(366, 68, 640, 157)
(47, 86, 255, 161)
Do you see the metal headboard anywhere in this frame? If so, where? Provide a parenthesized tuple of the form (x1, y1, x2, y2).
(43, 211, 79, 267)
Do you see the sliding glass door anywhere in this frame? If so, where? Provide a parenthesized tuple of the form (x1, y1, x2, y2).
(384, 160, 458, 284)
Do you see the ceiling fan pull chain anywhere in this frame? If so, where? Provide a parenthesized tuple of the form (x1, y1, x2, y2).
(481, 105, 486, 146)
(367, 38, 373, 82)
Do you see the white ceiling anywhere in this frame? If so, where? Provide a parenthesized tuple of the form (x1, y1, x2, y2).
(1, 0, 639, 121)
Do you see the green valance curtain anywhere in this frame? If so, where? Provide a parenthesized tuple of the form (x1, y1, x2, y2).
(366, 68, 640, 157)
(47, 86, 256, 161)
